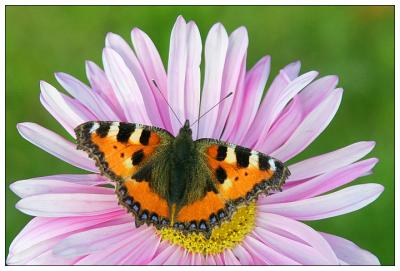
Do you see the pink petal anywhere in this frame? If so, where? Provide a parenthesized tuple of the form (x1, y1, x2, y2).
(259, 184, 384, 220)
(184, 21, 202, 137)
(270, 88, 343, 162)
(102, 48, 151, 125)
(75, 228, 157, 265)
(119, 232, 160, 265)
(16, 193, 120, 217)
(163, 247, 186, 265)
(232, 244, 254, 265)
(288, 141, 376, 182)
(297, 75, 339, 115)
(205, 254, 217, 265)
(10, 178, 113, 198)
(53, 223, 142, 258)
(17, 122, 98, 172)
(263, 158, 378, 204)
(260, 96, 303, 154)
(242, 235, 300, 265)
(8, 212, 127, 264)
(320, 232, 380, 265)
(233, 55, 271, 143)
(223, 249, 241, 265)
(131, 27, 172, 131)
(105, 33, 164, 127)
(282, 60, 301, 79)
(149, 243, 179, 265)
(167, 16, 188, 134)
(190, 252, 205, 265)
(26, 250, 82, 265)
(246, 70, 318, 148)
(39, 81, 87, 137)
(220, 58, 246, 142)
(55, 72, 119, 120)
(85, 60, 121, 116)
(197, 23, 228, 138)
(256, 212, 338, 263)
(213, 26, 249, 139)
(32, 174, 110, 186)
(253, 227, 332, 264)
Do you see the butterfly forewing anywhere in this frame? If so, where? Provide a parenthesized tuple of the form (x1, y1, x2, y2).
(197, 139, 289, 205)
(75, 121, 173, 228)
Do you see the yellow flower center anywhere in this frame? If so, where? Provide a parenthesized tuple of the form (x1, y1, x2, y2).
(157, 202, 256, 255)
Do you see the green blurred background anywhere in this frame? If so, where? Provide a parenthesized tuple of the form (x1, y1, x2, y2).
(5, 6, 394, 265)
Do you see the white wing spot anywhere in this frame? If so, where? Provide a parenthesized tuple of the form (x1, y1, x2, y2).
(269, 159, 276, 171)
(89, 122, 100, 133)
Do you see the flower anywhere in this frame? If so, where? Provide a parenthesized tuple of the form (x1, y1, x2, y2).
(8, 16, 383, 265)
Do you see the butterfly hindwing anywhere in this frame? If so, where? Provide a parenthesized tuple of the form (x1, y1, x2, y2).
(75, 121, 173, 228)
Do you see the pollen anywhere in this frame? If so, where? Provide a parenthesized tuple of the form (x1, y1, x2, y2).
(157, 202, 256, 255)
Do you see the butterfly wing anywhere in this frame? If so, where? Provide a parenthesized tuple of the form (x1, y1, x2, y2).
(173, 138, 290, 234)
(199, 139, 290, 203)
(75, 121, 173, 228)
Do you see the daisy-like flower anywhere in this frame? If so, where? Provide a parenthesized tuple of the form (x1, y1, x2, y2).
(8, 16, 383, 265)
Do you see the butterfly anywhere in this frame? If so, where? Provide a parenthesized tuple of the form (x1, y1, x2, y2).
(75, 119, 290, 238)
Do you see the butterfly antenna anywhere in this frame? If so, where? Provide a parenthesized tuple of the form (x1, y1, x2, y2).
(191, 92, 233, 128)
(152, 80, 183, 126)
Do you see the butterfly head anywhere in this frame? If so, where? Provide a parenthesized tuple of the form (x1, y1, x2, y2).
(178, 120, 192, 137)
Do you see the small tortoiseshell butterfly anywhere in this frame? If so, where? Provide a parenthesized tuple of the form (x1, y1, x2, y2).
(75, 119, 290, 238)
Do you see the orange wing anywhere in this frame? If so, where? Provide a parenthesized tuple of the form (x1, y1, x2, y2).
(167, 139, 290, 236)
(75, 121, 173, 228)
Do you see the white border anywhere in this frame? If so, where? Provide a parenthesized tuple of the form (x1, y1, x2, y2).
(1, 1, 397, 270)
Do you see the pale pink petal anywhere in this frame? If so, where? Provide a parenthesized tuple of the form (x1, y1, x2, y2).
(163, 247, 186, 265)
(255, 213, 338, 263)
(167, 16, 188, 134)
(233, 56, 271, 143)
(263, 158, 378, 204)
(253, 227, 331, 264)
(55, 72, 119, 120)
(16, 193, 120, 217)
(17, 122, 98, 172)
(243, 60, 300, 147)
(270, 88, 343, 161)
(10, 178, 113, 198)
(288, 141, 376, 182)
(232, 244, 254, 265)
(197, 23, 228, 138)
(205, 254, 217, 265)
(259, 184, 384, 220)
(245, 70, 318, 148)
(8, 212, 127, 264)
(26, 250, 82, 265)
(190, 252, 205, 265)
(32, 174, 110, 186)
(213, 26, 248, 138)
(149, 243, 179, 265)
(102, 48, 151, 125)
(297, 75, 339, 115)
(131, 27, 172, 131)
(320, 232, 380, 265)
(220, 58, 246, 142)
(184, 21, 202, 137)
(242, 235, 300, 265)
(260, 96, 303, 154)
(85, 60, 121, 115)
(53, 223, 143, 258)
(282, 60, 301, 79)
(75, 230, 155, 265)
(119, 232, 160, 265)
(105, 33, 164, 127)
(8, 234, 67, 265)
(39, 81, 87, 137)
(223, 249, 241, 265)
